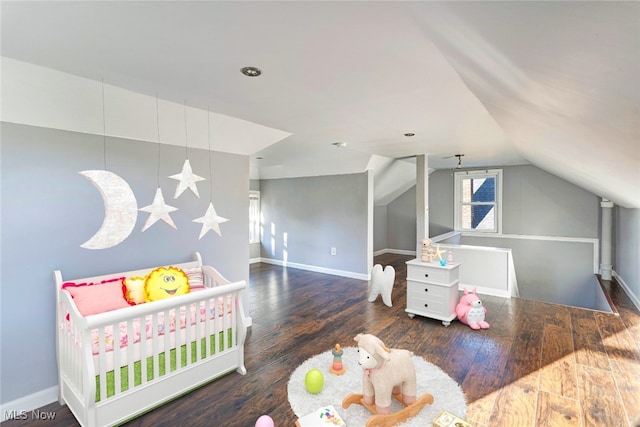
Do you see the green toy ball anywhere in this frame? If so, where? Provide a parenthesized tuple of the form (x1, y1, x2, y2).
(304, 368, 324, 394)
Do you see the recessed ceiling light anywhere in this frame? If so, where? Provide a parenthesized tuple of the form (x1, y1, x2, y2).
(404, 132, 415, 137)
(332, 142, 347, 148)
(241, 66, 262, 77)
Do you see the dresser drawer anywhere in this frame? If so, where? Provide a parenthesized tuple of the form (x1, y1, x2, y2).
(407, 264, 459, 284)
(406, 296, 446, 317)
(407, 280, 447, 299)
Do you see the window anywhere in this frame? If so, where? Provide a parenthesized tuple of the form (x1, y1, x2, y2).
(454, 169, 502, 233)
(249, 191, 261, 243)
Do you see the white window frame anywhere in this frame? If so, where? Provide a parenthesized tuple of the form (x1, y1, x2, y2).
(454, 169, 503, 234)
(249, 191, 261, 244)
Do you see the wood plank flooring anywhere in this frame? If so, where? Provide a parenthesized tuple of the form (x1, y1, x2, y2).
(3, 253, 639, 427)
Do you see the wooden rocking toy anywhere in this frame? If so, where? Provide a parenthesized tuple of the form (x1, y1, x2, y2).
(342, 392, 434, 427)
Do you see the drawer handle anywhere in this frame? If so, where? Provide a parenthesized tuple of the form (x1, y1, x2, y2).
(424, 273, 429, 278)
(424, 303, 429, 308)
(424, 288, 429, 292)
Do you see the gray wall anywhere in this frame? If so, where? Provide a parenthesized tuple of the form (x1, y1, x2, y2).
(616, 207, 640, 304)
(375, 163, 607, 308)
(386, 185, 416, 251)
(374, 205, 387, 252)
(373, 170, 454, 252)
(0, 122, 249, 404)
(430, 165, 603, 308)
(427, 170, 455, 237)
(461, 235, 598, 309)
(259, 173, 370, 275)
(501, 165, 599, 237)
(427, 165, 600, 237)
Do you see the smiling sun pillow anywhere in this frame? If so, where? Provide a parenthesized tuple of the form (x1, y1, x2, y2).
(144, 266, 190, 302)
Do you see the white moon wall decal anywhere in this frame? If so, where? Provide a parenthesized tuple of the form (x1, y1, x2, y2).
(79, 170, 138, 250)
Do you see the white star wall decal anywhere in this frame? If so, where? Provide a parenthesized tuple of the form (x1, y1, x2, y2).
(193, 202, 229, 238)
(170, 159, 205, 199)
(139, 187, 178, 231)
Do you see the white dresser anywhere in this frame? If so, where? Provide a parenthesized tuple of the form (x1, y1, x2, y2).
(405, 259, 461, 326)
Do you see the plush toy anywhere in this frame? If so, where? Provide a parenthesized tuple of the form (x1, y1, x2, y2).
(368, 264, 395, 307)
(354, 333, 417, 415)
(420, 239, 436, 263)
(123, 276, 146, 304)
(455, 287, 490, 330)
(144, 266, 190, 302)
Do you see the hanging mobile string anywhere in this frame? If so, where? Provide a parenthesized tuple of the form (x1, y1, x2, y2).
(207, 106, 213, 202)
(155, 94, 161, 188)
(101, 77, 107, 171)
(183, 100, 189, 159)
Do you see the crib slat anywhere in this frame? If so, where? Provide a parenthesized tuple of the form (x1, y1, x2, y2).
(232, 294, 237, 348)
(214, 297, 220, 354)
(185, 303, 192, 366)
(141, 314, 148, 384)
(98, 327, 107, 401)
(174, 306, 180, 370)
(76, 323, 84, 394)
(152, 312, 159, 381)
(223, 295, 229, 351)
(127, 319, 134, 392)
(176, 306, 182, 370)
(195, 300, 203, 362)
(163, 309, 170, 375)
(204, 297, 212, 358)
(113, 322, 121, 395)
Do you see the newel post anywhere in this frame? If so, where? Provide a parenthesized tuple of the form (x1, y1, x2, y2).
(600, 198, 614, 280)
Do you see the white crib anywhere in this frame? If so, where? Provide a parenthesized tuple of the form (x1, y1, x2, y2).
(55, 252, 247, 427)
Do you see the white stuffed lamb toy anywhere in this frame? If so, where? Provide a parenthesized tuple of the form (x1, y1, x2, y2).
(354, 333, 417, 414)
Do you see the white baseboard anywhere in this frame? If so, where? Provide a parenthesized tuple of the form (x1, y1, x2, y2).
(458, 283, 511, 299)
(1, 386, 58, 422)
(373, 248, 417, 257)
(257, 258, 369, 280)
(249, 257, 261, 265)
(613, 270, 640, 311)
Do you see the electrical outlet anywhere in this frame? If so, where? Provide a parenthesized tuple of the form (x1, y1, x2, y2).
(331, 247, 337, 256)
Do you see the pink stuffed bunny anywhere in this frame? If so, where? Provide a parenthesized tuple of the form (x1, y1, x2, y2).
(455, 287, 490, 329)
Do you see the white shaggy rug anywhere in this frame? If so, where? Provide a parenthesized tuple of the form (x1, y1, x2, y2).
(288, 347, 467, 426)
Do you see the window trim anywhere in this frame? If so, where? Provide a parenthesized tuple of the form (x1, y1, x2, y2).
(454, 169, 503, 234)
(249, 191, 261, 244)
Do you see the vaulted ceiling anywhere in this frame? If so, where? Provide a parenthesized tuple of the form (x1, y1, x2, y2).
(2, 1, 638, 207)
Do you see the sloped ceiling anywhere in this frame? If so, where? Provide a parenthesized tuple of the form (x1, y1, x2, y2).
(1, 1, 638, 207)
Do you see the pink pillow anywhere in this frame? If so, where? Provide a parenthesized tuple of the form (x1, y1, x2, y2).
(183, 267, 205, 291)
(63, 277, 129, 316)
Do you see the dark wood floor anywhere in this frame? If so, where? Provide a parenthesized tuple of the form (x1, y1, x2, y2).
(4, 253, 640, 426)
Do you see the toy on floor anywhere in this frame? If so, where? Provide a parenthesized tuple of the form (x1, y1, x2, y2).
(255, 414, 275, 427)
(295, 405, 346, 427)
(342, 334, 434, 427)
(433, 410, 472, 427)
(455, 287, 490, 330)
(368, 264, 395, 307)
(329, 343, 346, 375)
(304, 369, 324, 394)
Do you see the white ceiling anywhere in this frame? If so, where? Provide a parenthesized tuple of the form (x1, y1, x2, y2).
(2, 1, 639, 207)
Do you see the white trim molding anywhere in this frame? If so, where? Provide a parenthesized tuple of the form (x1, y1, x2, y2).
(257, 258, 369, 280)
(613, 271, 640, 311)
(462, 232, 600, 274)
(374, 248, 417, 257)
(0, 386, 58, 422)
